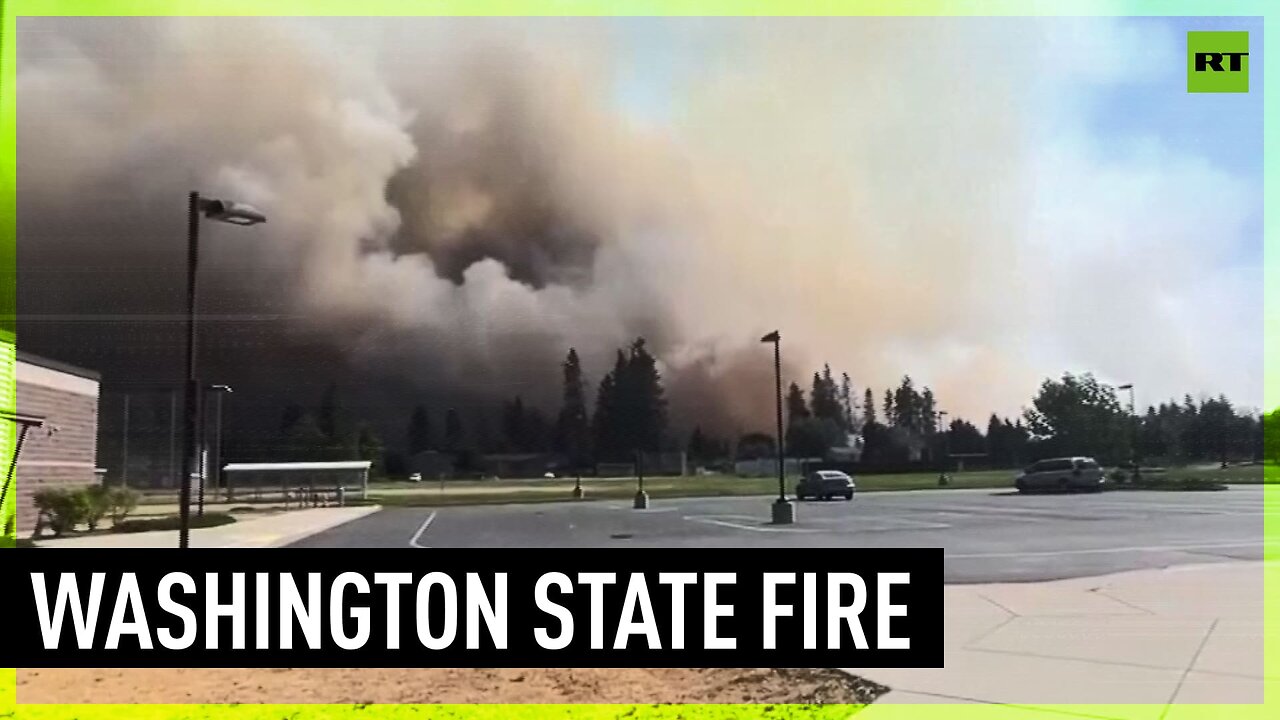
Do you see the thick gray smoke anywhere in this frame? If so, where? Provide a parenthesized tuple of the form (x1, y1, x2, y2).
(15, 16, 754, 439)
(16, 16, 1263, 448)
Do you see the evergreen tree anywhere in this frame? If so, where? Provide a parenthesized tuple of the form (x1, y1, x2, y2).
(318, 382, 340, 441)
(502, 396, 528, 451)
(556, 348, 591, 465)
(786, 382, 810, 421)
(356, 423, 384, 474)
(626, 338, 668, 452)
(921, 387, 937, 435)
(407, 405, 433, 456)
(863, 388, 877, 425)
(893, 376, 920, 432)
(883, 389, 895, 426)
(443, 408, 463, 453)
(986, 414, 1004, 464)
(592, 350, 627, 461)
(947, 418, 985, 455)
(810, 366, 842, 426)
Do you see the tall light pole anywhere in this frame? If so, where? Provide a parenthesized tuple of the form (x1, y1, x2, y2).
(120, 393, 130, 488)
(180, 193, 265, 548)
(937, 410, 949, 486)
(199, 384, 233, 517)
(762, 331, 794, 525)
(1118, 383, 1137, 482)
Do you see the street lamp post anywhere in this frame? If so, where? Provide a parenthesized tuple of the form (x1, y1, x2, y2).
(120, 393, 130, 488)
(179, 192, 265, 549)
(937, 410, 949, 486)
(761, 331, 794, 525)
(199, 384, 232, 516)
(1118, 383, 1138, 483)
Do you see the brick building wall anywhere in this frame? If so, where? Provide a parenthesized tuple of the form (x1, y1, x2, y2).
(13, 352, 101, 536)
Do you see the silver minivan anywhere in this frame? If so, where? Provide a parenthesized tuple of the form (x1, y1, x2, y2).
(1015, 457, 1106, 493)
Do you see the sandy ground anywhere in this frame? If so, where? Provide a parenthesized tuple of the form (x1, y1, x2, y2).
(19, 667, 886, 705)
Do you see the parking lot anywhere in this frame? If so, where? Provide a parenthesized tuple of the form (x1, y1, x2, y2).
(292, 485, 1272, 583)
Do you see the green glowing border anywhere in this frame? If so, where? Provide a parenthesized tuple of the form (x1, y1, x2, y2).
(0, 1, 1274, 718)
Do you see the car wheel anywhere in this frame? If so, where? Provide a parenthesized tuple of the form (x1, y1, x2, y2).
(1057, 478, 1070, 493)
(844, 492, 854, 501)
(1015, 479, 1027, 493)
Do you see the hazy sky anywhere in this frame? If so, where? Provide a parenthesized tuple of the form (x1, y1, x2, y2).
(17, 16, 1265, 430)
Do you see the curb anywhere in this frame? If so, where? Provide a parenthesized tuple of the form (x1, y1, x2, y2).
(259, 505, 383, 548)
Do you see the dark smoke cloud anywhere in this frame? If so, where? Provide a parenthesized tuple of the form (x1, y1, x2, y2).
(385, 49, 603, 289)
(17, 16, 1260, 457)
(14, 16, 699, 452)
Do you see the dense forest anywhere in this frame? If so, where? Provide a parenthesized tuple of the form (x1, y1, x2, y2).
(265, 338, 1270, 476)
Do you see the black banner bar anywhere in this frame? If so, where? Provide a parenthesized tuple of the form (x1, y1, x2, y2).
(5, 548, 943, 668)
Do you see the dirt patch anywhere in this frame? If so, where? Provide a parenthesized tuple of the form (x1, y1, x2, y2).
(19, 667, 887, 704)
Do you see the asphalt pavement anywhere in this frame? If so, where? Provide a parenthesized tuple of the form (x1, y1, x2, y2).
(290, 485, 1271, 583)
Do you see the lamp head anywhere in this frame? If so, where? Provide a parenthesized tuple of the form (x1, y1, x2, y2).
(199, 198, 266, 226)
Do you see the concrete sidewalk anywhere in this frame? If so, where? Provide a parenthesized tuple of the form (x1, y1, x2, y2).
(849, 560, 1276, 719)
(31, 506, 379, 548)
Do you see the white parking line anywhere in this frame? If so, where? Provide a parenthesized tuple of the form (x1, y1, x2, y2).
(684, 514, 822, 533)
(603, 503, 683, 513)
(802, 515, 953, 531)
(408, 511, 438, 548)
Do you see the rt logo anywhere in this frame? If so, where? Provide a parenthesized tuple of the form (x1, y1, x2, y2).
(1187, 31, 1249, 93)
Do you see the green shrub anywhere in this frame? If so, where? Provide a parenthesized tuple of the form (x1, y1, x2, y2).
(83, 485, 111, 531)
(32, 488, 90, 537)
(107, 487, 139, 525)
(1122, 476, 1228, 492)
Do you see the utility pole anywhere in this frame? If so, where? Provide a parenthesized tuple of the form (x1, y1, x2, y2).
(762, 331, 794, 525)
(121, 394, 130, 488)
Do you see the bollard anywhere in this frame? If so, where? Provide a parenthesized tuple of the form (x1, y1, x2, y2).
(337, 486, 346, 507)
(771, 498, 795, 525)
(633, 490, 649, 509)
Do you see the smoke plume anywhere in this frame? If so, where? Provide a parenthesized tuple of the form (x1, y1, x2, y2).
(15, 17, 1262, 448)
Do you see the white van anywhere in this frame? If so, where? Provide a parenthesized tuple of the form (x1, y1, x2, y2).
(1015, 457, 1106, 493)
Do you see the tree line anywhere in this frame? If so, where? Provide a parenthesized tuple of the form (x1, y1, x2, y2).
(271, 347, 1269, 474)
(392, 339, 669, 472)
